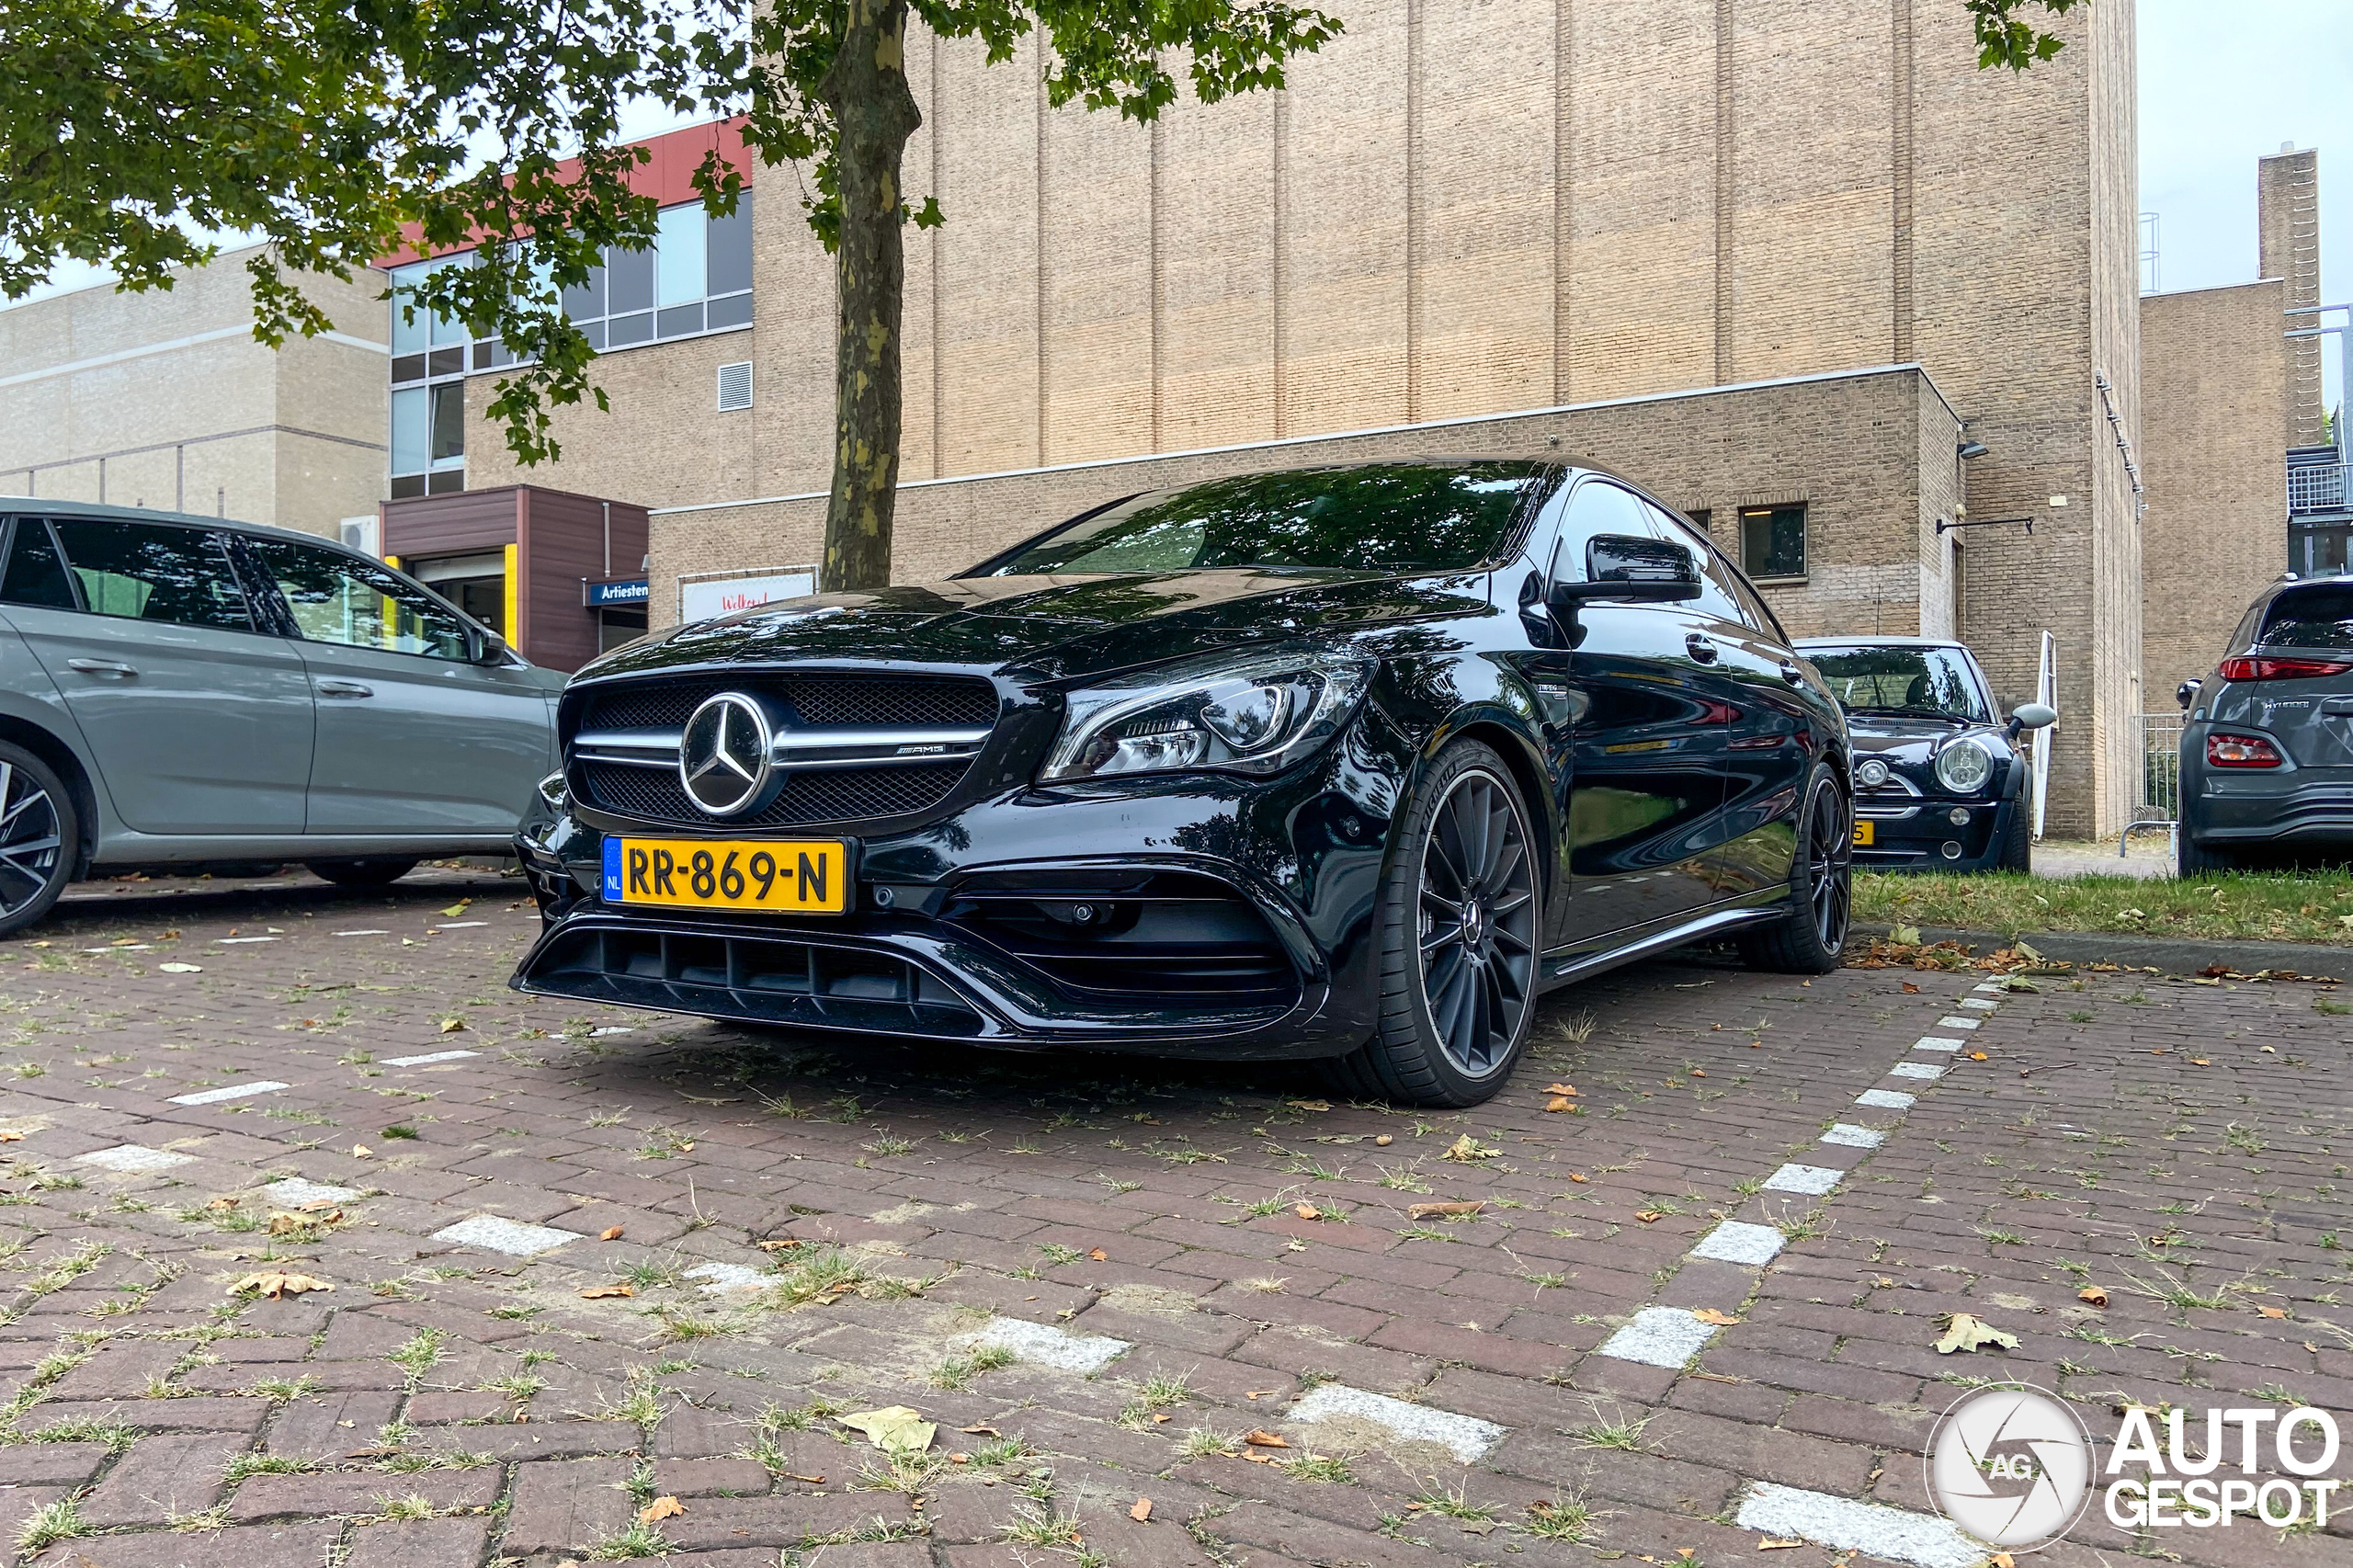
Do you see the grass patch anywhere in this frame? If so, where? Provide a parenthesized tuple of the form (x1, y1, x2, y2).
(1857, 867, 2353, 945)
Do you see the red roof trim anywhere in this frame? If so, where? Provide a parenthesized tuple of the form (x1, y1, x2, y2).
(376, 116, 752, 270)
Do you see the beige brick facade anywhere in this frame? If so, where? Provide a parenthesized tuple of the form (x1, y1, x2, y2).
(2139, 281, 2290, 699)
(0, 246, 388, 538)
(2258, 149, 2325, 449)
(460, 1, 2147, 835)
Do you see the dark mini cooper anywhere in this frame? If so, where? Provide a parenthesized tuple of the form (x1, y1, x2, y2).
(513, 460, 1856, 1106)
(2177, 574, 2353, 873)
(1792, 637, 2053, 874)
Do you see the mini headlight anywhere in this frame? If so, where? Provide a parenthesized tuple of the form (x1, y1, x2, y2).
(1855, 757, 1891, 789)
(1042, 650, 1373, 783)
(1933, 738, 1995, 794)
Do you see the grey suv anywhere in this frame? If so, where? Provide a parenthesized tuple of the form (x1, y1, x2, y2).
(2177, 574, 2353, 873)
(0, 501, 564, 934)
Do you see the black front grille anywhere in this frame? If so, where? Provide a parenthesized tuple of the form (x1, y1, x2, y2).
(578, 759, 968, 828)
(580, 674, 998, 732)
(571, 670, 999, 830)
(946, 869, 1299, 1009)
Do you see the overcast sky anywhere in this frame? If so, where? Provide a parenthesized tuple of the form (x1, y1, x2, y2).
(15, 1, 2353, 394)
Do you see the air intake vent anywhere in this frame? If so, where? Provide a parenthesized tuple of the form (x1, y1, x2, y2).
(717, 361, 753, 412)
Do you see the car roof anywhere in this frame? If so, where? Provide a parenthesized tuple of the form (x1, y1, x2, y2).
(1791, 635, 1969, 650)
(0, 496, 367, 556)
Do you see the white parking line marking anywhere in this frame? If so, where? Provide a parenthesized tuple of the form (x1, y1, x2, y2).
(1913, 1037, 1964, 1052)
(1972, 982, 2005, 993)
(262, 1177, 362, 1207)
(1286, 1383, 1505, 1463)
(1762, 1163, 1844, 1196)
(1595, 1306, 1722, 1369)
(381, 1050, 481, 1067)
(74, 1145, 193, 1174)
(1960, 996, 1998, 1009)
(683, 1262, 767, 1294)
(591, 1027, 636, 1037)
(430, 1215, 579, 1256)
(83, 946, 151, 953)
(1820, 1123, 1886, 1149)
(1890, 1062, 1946, 1080)
(959, 1314, 1131, 1375)
(1689, 1221, 1784, 1266)
(1936, 1015, 1981, 1029)
(1855, 1088, 1915, 1109)
(167, 1081, 290, 1106)
(212, 937, 278, 945)
(334, 930, 391, 937)
(1734, 1483, 1980, 1568)
(431, 922, 489, 930)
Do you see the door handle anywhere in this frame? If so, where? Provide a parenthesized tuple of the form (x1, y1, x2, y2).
(316, 679, 375, 699)
(1684, 632, 1720, 665)
(64, 658, 137, 677)
(1779, 660, 1806, 685)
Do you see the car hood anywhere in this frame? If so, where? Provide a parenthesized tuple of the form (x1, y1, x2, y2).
(1846, 713, 2006, 768)
(575, 569, 1491, 687)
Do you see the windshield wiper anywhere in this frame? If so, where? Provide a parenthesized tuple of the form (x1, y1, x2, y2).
(1845, 705, 1974, 723)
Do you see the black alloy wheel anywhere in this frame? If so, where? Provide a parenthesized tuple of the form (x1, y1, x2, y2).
(0, 744, 74, 937)
(1415, 766, 1540, 1074)
(1738, 761, 1849, 974)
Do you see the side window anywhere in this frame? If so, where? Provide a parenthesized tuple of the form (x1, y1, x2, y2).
(244, 537, 472, 661)
(1552, 482, 1662, 583)
(48, 519, 253, 631)
(1649, 504, 1747, 626)
(0, 519, 80, 611)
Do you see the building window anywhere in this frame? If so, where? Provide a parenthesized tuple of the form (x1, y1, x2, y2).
(1739, 505, 1807, 580)
(385, 193, 755, 497)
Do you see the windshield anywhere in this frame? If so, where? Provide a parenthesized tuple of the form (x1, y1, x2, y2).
(2259, 586, 2353, 650)
(1804, 644, 1989, 722)
(972, 462, 1547, 576)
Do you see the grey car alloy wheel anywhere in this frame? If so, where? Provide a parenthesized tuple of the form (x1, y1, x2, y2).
(0, 757, 65, 925)
(1415, 765, 1539, 1075)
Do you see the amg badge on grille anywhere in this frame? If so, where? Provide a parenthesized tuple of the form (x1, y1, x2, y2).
(679, 692, 776, 816)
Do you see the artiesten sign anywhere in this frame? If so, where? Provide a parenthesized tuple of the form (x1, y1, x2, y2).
(584, 578, 650, 608)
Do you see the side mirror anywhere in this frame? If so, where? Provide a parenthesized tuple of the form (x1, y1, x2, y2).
(470, 628, 511, 665)
(2006, 701, 2057, 739)
(1547, 533, 1703, 613)
(2175, 678, 2201, 711)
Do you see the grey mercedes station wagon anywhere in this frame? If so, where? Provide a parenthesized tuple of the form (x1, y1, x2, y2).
(0, 501, 564, 934)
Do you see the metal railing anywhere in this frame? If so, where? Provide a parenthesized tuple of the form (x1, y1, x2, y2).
(2120, 710, 2185, 857)
(2289, 461, 2347, 516)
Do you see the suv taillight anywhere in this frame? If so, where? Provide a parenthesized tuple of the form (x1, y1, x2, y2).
(2207, 733, 2284, 768)
(2218, 655, 2353, 681)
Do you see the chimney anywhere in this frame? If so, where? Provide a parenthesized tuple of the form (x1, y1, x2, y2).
(2259, 147, 2325, 449)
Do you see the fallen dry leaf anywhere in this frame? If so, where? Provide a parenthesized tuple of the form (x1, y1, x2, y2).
(949, 1453, 968, 1464)
(2259, 1306, 2289, 1319)
(2190, 1058, 2211, 1066)
(1287, 1099, 1330, 1112)
(1243, 1430, 1290, 1449)
(1758, 1540, 1807, 1551)
(1543, 1096, 1579, 1113)
(1989, 1554, 2016, 1568)
(959, 1425, 999, 1437)
(1088, 1246, 1108, 1261)
(350, 1144, 372, 1159)
(598, 1225, 624, 1241)
(1152, 1412, 1170, 1424)
(1244, 1391, 1278, 1400)
(1691, 1308, 1741, 1326)
(579, 1284, 635, 1300)
(1543, 1083, 1579, 1097)
(1373, 1134, 1392, 1146)
(1635, 1210, 1664, 1223)
(1292, 1204, 1321, 1221)
(1900, 981, 1921, 994)
(756, 1238, 802, 1252)
(1969, 1051, 1989, 1062)
(1440, 1134, 1498, 1162)
(206, 1196, 238, 1212)
(441, 902, 471, 918)
(1935, 1312, 2019, 1355)
(836, 1406, 935, 1452)
(1567, 1172, 1589, 1183)
(267, 1210, 335, 1234)
(297, 1199, 341, 1213)
(1689, 1069, 1707, 1078)
(1130, 1498, 1154, 1523)
(231, 1270, 332, 1300)
(779, 1471, 824, 1484)
(438, 1017, 466, 1034)
(638, 1496, 685, 1523)
(1405, 1200, 1483, 1221)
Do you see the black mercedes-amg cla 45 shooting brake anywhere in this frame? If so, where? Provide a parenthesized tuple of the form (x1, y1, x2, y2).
(511, 460, 1854, 1106)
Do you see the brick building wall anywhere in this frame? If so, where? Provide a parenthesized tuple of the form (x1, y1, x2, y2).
(2139, 281, 2290, 698)
(465, 0, 2143, 834)
(2258, 149, 2325, 449)
(0, 246, 387, 537)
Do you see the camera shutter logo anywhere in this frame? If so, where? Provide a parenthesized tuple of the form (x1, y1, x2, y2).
(679, 693, 775, 816)
(1927, 1384, 2094, 1551)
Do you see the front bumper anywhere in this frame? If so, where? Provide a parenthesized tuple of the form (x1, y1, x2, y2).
(508, 771, 1390, 1062)
(1851, 793, 2015, 872)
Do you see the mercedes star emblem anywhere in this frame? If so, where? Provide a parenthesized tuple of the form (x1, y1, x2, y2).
(679, 692, 774, 816)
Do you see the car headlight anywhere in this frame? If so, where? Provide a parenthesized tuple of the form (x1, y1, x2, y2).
(1933, 738, 1995, 793)
(1041, 650, 1374, 783)
(1855, 757, 1891, 789)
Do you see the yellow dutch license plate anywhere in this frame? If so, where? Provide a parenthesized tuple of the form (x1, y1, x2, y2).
(1852, 822, 1876, 846)
(602, 837, 850, 915)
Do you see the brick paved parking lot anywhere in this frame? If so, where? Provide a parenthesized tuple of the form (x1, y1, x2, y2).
(0, 869, 2347, 1568)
